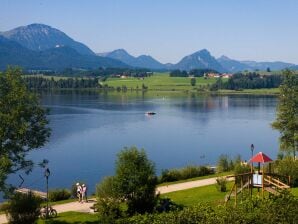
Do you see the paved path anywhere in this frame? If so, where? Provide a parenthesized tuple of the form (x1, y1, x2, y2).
(0, 176, 228, 224)
(156, 176, 221, 194)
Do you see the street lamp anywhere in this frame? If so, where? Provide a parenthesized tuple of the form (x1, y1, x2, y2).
(250, 144, 254, 173)
(250, 144, 254, 158)
(44, 168, 50, 219)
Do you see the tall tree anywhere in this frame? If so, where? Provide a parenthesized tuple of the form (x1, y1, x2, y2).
(115, 147, 157, 215)
(272, 70, 298, 158)
(0, 68, 51, 193)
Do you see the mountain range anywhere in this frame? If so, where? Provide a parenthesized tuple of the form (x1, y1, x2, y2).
(0, 23, 296, 72)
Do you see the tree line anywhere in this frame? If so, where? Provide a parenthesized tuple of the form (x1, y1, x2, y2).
(60, 67, 152, 77)
(211, 72, 283, 90)
(23, 76, 100, 89)
(170, 69, 218, 77)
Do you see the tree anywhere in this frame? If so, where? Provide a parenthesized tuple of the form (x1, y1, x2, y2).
(190, 77, 196, 86)
(217, 154, 230, 172)
(272, 70, 298, 159)
(114, 147, 158, 215)
(96, 176, 122, 224)
(5, 191, 42, 224)
(0, 68, 51, 193)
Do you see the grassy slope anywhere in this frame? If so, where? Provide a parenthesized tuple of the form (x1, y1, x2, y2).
(158, 171, 232, 186)
(35, 186, 298, 223)
(162, 182, 234, 206)
(104, 73, 279, 94)
(37, 211, 98, 224)
(104, 73, 217, 91)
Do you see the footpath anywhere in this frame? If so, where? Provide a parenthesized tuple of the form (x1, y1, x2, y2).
(0, 176, 222, 224)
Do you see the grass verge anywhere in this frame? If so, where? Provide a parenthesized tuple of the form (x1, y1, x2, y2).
(37, 211, 98, 224)
(158, 171, 232, 186)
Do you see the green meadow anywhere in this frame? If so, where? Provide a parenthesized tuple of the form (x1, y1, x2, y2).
(104, 73, 217, 91)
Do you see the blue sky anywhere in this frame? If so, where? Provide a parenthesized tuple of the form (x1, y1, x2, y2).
(1, 0, 298, 64)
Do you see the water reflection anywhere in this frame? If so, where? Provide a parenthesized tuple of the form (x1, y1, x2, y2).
(8, 91, 279, 194)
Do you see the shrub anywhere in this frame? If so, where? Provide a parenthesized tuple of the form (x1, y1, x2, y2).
(5, 192, 42, 224)
(159, 166, 213, 183)
(217, 154, 230, 172)
(117, 192, 298, 224)
(154, 197, 183, 213)
(49, 188, 71, 202)
(96, 176, 123, 224)
(234, 163, 251, 186)
(216, 177, 227, 192)
(274, 157, 298, 187)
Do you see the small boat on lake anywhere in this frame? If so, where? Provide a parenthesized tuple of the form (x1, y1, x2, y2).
(145, 111, 156, 115)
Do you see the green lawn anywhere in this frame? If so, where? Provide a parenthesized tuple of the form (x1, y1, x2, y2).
(163, 184, 298, 207)
(291, 187, 298, 197)
(104, 73, 217, 91)
(162, 182, 234, 206)
(37, 211, 98, 224)
(158, 171, 232, 186)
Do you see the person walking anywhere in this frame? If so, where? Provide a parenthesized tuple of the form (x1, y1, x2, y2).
(76, 183, 82, 203)
(82, 184, 88, 202)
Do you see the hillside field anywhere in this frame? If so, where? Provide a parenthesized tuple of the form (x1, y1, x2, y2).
(103, 73, 217, 91)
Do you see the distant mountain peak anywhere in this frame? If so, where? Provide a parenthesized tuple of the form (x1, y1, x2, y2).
(1, 23, 95, 55)
(218, 55, 231, 60)
(174, 49, 225, 72)
(101, 49, 166, 70)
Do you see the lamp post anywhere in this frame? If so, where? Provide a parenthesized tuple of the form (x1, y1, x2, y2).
(250, 144, 254, 173)
(44, 168, 50, 219)
(250, 144, 254, 158)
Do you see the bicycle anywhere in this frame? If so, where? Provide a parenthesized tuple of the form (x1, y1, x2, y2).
(40, 206, 58, 219)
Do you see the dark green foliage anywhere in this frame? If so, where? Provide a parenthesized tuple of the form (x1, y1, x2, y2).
(189, 68, 218, 77)
(210, 77, 223, 91)
(215, 177, 227, 192)
(61, 67, 151, 77)
(115, 147, 158, 215)
(159, 166, 213, 183)
(210, 72, 283, 90)
(234, 163, 251, 186)
(272, 70, 298, 158)
(190, 78, 196, 86)
(48, 189, 71, 202)
(274, 157, 298, 187)
(96, 176, 123, 224)
(23, 76, 100, 89)
(0, 68, 51, 193)
(118, 192, 298, 224)
(154, 198, 183, 213)
(5, 192, 42, 224)
(169, 70, 188, 77)
(216, 155, 230, 172)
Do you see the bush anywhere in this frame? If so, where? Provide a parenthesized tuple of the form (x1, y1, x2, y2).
(96, 176, 123, 224)
(217, 154, 230, 172)
(154, 197, 183, 213)
(159, 166, 213, 183)
(216, 177, 227, 192)
(5, 192, 42, 224)
(117, 192, 298, 224)
(49, 188, 71, 202)
(274, 157, 298, 187)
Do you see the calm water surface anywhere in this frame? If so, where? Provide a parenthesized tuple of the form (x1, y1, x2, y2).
(9, 91, 279, 193)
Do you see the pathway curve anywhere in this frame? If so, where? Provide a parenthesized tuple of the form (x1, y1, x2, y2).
(156, 176, 222, 194)
(0, 176, 228, 224)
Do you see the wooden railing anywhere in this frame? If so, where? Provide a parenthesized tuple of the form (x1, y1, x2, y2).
(264, 176, 290, 190)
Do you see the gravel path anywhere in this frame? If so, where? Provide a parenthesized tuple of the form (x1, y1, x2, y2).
(0, 176, 225, 224)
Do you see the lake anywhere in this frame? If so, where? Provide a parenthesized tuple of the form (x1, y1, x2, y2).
(9, 91, 279, 193)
